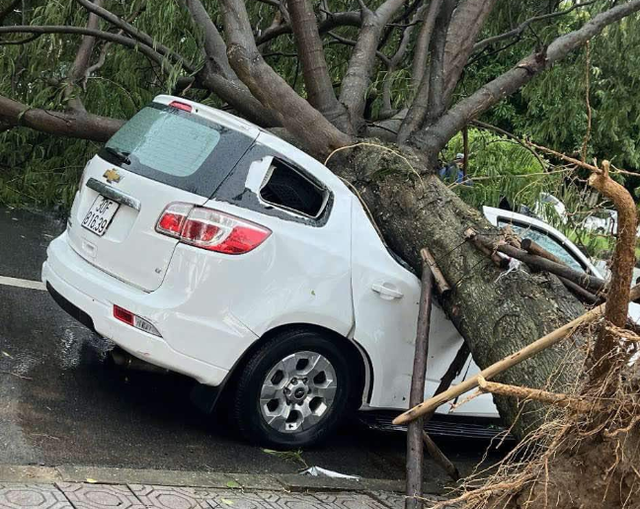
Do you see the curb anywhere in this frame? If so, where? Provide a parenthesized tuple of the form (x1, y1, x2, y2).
(0, 464, 447, 495)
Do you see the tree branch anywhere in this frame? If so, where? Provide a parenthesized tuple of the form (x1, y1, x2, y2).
(0, 33, 39, 45)
(473, 0, 598, 54)
(220, 0, 352, 157)
(74, 0, 196, 74)
(338, 0, 408, 127)
(255, 10, 361, 46)
(83, 2, 147, 85)
(410, 0, 443, 84)
(410, 0, 640, 161)
(179, 0, 280, 127)
(182, 0, 234, 80)
(0, 25, 168, 68)
(589, 161, 637, 377)
(380, 1, 426, 117)
(399, 0, 454, 142)
(286, 0, 349, 130)
(0, 94, 123, 141)
(441, 0, 499, 109)
(63, 0, 104, 112)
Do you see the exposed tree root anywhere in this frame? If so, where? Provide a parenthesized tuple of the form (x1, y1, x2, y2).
(433, 328, 640, 509)
(476, 375, 613, 414)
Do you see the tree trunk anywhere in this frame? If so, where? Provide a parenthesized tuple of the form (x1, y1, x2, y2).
(329, 143, 586, 439)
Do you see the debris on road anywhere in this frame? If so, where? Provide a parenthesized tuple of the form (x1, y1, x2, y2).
(300, 466, 361, 480)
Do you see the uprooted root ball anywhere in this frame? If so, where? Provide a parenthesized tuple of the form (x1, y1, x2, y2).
(433, 326, 640, 509)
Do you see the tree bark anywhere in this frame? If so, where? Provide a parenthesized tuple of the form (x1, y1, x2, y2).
(286, 0, 350, 131)
(329, 144, 586, 438)
(220, 0, 353, 157)
(0, 94, 123, 141)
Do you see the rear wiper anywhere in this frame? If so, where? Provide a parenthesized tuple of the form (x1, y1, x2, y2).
(105, 146, 131, 165)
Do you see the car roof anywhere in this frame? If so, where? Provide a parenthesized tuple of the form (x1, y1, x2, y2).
(153, 95, 351, 198)
(153, 95, 263, 139)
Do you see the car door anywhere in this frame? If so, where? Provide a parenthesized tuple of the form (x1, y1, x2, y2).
(350, 199, 496, 416)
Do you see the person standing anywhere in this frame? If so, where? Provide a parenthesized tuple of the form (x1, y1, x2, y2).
(438, 153, 466, 184)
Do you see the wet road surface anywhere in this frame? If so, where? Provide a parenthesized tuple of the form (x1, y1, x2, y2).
(0, 207, 501, 479)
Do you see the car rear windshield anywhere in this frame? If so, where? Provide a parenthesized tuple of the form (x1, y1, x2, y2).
(98, 103, 255, 197)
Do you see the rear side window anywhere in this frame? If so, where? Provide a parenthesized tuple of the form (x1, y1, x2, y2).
(98, 104, 255, 197)
(260, 159, 329, 218)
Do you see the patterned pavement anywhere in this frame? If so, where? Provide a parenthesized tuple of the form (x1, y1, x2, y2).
(0, 482, 444, 509)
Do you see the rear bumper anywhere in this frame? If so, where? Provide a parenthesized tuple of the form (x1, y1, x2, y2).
(42, 232, 256, 385)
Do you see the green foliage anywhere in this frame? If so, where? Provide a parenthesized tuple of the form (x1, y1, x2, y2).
(0, 0, 207, 210)
(441, 128, 561, 211)
(1, 0, 640, 219)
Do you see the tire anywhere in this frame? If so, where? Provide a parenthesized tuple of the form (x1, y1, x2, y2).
(233, 328, 354, 449)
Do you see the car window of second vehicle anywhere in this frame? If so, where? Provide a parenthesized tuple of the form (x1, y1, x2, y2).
(498, 221, 585, 273)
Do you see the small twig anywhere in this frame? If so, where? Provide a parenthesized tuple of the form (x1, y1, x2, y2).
(0, 370, 33, 380)
(581, 40, 592, 162)
(31, 433, 61, 441)
(425, 477, 535, 509)
(471, 120, 547, 170)
(421, 247, 451, 295)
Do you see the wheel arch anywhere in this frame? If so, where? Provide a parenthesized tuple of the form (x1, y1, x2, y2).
(221, 322, 372, 409)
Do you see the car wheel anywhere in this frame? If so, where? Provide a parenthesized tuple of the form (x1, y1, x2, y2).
(233, 328, 354, 449)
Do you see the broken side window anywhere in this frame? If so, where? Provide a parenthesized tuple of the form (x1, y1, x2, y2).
(260, 158, 330, 218)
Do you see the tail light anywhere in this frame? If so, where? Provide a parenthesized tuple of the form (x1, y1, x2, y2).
(156, 202, 191, 238)
(156, 203, 271, 254)
(169, 100, 192, 112)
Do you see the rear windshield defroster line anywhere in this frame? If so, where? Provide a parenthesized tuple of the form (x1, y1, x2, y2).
(98, 103, 256, 198)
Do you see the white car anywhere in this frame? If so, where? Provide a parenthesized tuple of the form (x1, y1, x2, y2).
(42, 95, 618, 448)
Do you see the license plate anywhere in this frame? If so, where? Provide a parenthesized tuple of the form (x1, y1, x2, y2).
(82, 195, 120, 236)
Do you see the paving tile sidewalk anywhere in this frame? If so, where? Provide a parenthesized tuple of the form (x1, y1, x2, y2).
(0, 482, 444, 509)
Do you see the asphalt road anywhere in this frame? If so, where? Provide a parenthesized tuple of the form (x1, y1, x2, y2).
(0, 207, 499, 480)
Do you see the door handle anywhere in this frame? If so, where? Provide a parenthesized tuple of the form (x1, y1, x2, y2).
(372, 282, 404, 300)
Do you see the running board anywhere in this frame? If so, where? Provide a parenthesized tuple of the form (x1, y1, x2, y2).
(359, 412, 514, 442)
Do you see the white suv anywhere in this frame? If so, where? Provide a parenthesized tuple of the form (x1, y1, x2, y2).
(42, 95, 611, 448)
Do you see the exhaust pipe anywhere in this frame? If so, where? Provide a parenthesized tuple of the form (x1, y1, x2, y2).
(109, 348, 169, 375)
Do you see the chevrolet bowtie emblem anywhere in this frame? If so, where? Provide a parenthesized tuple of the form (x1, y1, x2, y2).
(103, 169, 122, 184)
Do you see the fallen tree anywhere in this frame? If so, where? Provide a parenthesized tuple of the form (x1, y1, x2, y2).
(2, 0, 640, 439)
(418, 159, 640, 509)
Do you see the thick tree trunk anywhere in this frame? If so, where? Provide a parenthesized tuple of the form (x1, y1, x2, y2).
(329, 143, 586, 438)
